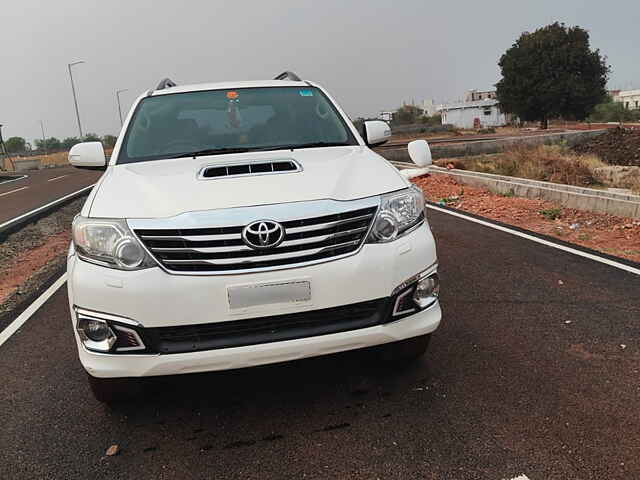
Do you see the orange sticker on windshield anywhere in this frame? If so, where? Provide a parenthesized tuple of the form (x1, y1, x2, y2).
(226, 91, 239, 99)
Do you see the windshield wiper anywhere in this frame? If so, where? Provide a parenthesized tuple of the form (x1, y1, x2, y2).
(170, 147, 251, 159)
(169, 142, 351, 159)
(260, 141, 352, 151)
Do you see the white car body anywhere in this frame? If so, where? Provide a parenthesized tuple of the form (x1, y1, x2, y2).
(67, 77, 441, 387)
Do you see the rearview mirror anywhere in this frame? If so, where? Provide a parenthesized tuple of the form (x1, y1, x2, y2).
(69, 142, 107, 170)
(408, 140, 432, 167)
(362, 120, 391, 147)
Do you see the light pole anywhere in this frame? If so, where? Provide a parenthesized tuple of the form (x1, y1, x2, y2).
(116, 89, 129, 126)
(40, 120, 47, 157)
(68, 60, 85, 138)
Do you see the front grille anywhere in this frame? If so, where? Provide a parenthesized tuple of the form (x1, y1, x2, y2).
(143, 298, 390, 353)
(134, 205, 377, 273)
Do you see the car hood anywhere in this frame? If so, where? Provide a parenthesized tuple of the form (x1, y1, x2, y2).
(88, 146, 408, 219)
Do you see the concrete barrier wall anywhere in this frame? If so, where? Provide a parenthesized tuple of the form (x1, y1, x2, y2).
(13, 158, 42, 172)
(425, 166, 640, 219)
(380, 129, 607, 162)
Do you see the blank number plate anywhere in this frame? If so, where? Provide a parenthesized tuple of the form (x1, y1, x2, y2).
(227, 280, 312, 310)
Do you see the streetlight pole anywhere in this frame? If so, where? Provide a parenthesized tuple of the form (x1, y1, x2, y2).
(68, 60, 85, 138)
(116, 89, 129, 127)
(40, 120, 47, 157)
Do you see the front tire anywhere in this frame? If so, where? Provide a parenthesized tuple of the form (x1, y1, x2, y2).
(87, 374, 142, 404)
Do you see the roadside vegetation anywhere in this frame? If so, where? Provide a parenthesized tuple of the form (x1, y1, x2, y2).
(496, 23, 609, 129)
(436, 145, 606, 188)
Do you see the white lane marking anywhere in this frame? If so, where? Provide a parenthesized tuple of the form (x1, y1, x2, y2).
(47, 174, 70, 182)
(505, 476, 531, 480)
(0, 186, 28, 197)
(0, 184, 94, 231)
(0, 174, 28, 185)
(427, 204, 640, 276)
(0, 274, 67, 348)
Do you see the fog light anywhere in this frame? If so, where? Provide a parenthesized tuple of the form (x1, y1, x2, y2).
(413, 273, 439, 308)
(84, 319, 112, 341)
(76, 315, 116, 352)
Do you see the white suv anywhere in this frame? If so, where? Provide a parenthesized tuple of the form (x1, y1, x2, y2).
(68, 72, 441, 402)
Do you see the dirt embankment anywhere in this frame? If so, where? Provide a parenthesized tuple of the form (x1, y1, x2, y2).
(413, 174, 640, 263)
(0, 199, 84, 315)
(573, 128, 640, 166)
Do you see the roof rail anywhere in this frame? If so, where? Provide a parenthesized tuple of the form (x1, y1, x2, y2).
(156, 78, 177, 90)
(274, 71, 302, 82)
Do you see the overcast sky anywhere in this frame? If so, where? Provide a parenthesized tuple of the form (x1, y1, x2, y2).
(2, 0, 639, 143)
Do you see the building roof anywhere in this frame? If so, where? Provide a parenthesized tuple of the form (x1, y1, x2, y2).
(618, 89, 640, 98)
(439, 99, 499, 111)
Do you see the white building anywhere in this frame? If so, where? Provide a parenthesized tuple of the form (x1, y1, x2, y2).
(614, 90, 640, 110)
(439, 99, 508, 129)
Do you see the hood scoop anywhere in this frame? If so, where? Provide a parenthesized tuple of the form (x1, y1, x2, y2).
(199, 159, 301, 180)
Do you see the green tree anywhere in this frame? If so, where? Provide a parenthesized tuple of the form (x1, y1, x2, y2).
(5, 136, 27, 153)
(392, 105, 424, 126)
(496, 22, 609, 129)
(34, 137, 62, 151)
(61, 137, 81, 150)
(82, 132, 101, 142)
(102, 135, 117, 149)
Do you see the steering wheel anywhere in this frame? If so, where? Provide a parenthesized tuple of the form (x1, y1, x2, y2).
(316, 102, 330, 120)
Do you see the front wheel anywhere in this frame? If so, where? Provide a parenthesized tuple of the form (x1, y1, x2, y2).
(384, 334, 431, 363)
(87, 374, 142, 404)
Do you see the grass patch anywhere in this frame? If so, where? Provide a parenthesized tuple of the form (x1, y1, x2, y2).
(540, 208, 562, 220)
(437, 145, 606, 188)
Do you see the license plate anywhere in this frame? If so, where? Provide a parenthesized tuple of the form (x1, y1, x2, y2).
(227, 280, 311, 310)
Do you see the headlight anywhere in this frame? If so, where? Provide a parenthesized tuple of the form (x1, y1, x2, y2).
(367, 186, 425, 243)
(72, 216, 156, 270)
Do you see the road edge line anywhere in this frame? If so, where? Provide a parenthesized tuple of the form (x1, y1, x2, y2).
(0, 273, 67, 348)
(0, 174, 28, 185)
(427, 204, 640, 276)
(0, 184, 94, 232)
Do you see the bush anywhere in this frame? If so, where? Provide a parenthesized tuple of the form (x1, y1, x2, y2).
(437, 145, 605, 187)
(540, 208, 562, 220)
(588, 100, 637, 123)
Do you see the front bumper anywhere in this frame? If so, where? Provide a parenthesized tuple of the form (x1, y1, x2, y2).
(68, 223, 441, 378)
(77, 303, 440, 378)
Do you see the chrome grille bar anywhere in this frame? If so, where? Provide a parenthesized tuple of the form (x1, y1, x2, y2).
(149, 227, 369, 253)
(131, 198, 379, 274)
(163, 240, 361, 266)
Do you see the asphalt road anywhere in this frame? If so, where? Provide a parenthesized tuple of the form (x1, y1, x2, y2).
(0, 166, 102, 224)
(0, 209, 638, 479)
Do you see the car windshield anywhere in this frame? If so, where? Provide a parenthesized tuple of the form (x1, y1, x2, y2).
(117, 86, 358, 164)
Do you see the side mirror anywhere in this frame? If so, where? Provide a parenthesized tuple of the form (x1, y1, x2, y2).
(408, 140, 432, 167)
(362, 120, 391, 147)
(68, 142, 107, 170)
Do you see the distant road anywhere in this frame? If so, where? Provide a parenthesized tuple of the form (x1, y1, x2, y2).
(0, 166, 102, 224)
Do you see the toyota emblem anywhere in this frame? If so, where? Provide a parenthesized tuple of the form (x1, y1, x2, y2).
(242, 220, 285, 250)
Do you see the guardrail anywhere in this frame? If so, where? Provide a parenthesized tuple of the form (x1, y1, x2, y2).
(0, 185, 95, 241)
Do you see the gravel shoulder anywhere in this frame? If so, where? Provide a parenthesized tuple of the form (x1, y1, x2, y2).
(0, 199, 83, 323)
(412, 173, 640, 263)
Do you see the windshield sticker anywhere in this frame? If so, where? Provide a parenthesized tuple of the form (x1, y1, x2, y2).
(226, 91, 239, 99)
(299, 89, 314, 97)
